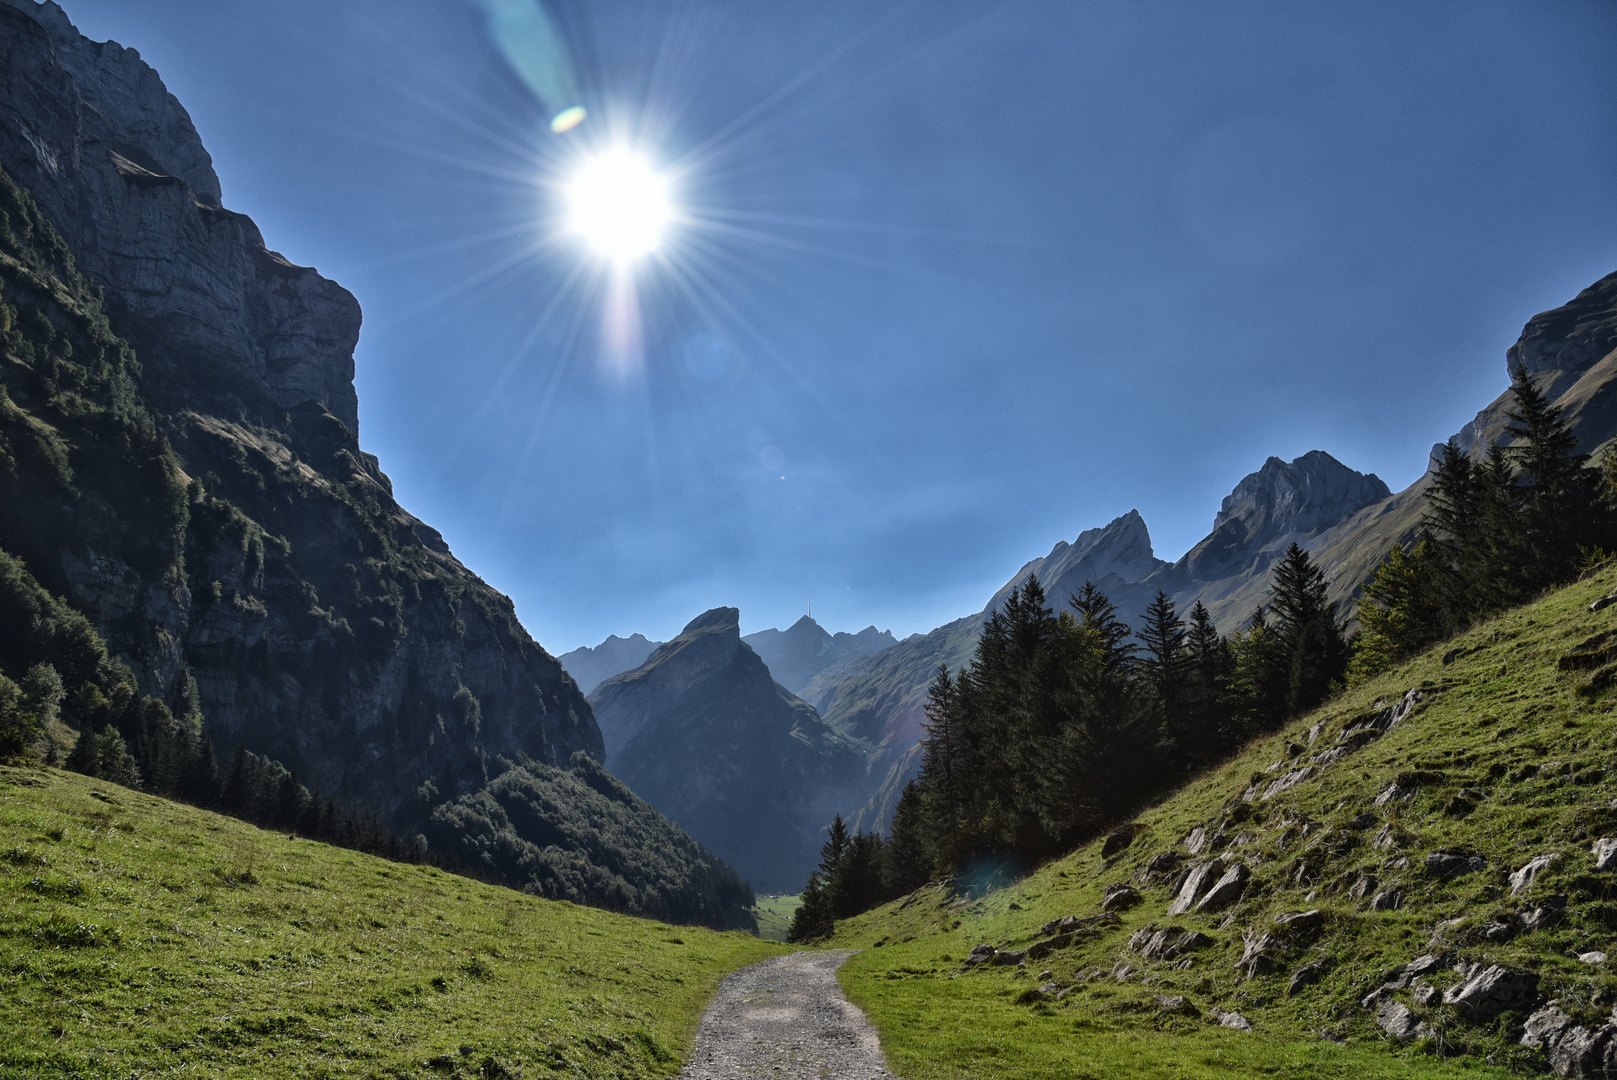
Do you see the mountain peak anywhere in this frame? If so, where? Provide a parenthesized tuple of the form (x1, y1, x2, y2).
(681, 607, 740, 636)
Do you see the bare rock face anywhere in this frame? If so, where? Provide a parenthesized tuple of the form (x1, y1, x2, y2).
(0, 1, 598, 825)
(589, 608, 868, 892)
(1179, 451, 1390, 582)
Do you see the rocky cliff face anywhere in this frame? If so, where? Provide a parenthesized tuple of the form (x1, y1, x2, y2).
(558, 633, 663, 696)
(742, 616, 896, 696)
(589, 608, 868, 892)
(0, 1, 599, 819)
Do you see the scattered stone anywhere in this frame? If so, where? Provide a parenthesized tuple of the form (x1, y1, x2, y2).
(1155, 994, 1198, 1016)
(1521, 1004, 1574, 1050)
(1580, 952, 1608, 965)
(1039, 969, 1053, 980)
(1510, 852, 1563, 895)
(1374, 782, 1419, 807)
(1376, 998, 1423, 1042)
(1239, 931, 1280, 978)
(1442, 646, 1472, 665)
(1404, 954, 1446, 979)
(1427, 849, 1487, 880)
(1257, 767, 1316, 801)
(992, 949, 1027, 967)
(1413, 982, 1439, 1007)
(1592, 837, 1617, 872)
(1139, 851, 1186, 881)
(1523, 896, 1568, 932)
(1102, 825, 1141, 859)
(1348, 812, 1379, 830)
(1167, 860, 1225, 917)
(1481, 920, 1516, 942)
(1372, 824, 1401, 850)
(1287, 963, 1323, 996)
(1102, 884, 1143, 912)
(1110, 962, 1132, 982)
(1273, 910, 1325, 940)
(1215, 1011, 1252, 1031)
(1185, 826, 1209, 855)
(1442, 964, 1538, 1021)
(1349, 874, 1378, 901)
(965, 944, 997, 965)
(1591, 593, 1617, 613)
(1026, 933, 1074, 961)
(1196, 863, 1251, 913)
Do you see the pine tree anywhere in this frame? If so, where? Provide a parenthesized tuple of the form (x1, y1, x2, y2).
(1268, 544, 1347, 716)
(1137, 590, 1187, 748)
(1506, 361, 1607, 583)
(1183, 600, 1232, 762)
(1348, 538, 1446, 683)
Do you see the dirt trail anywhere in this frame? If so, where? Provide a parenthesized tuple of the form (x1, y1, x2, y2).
(677, 950, 894, 1080)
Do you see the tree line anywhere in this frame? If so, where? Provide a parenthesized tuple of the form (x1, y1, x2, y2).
(791, 363, 1615, 940)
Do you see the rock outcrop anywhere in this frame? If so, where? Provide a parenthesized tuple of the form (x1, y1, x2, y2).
(589, 608, 868, 891)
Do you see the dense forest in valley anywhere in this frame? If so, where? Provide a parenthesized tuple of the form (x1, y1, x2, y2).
(791, 362, 1616, 941)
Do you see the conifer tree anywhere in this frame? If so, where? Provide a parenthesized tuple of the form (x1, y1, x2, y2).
(1268, 544, 1347, 715)
(1137, 589, 1187, 740)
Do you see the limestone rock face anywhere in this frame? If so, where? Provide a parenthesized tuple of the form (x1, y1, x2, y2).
(0, 1, 360, 434)
(0, 1, 598, 824)
(589, 608, 868, 891)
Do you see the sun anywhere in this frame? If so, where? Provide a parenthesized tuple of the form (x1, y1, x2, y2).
(563, 147, 673, 263)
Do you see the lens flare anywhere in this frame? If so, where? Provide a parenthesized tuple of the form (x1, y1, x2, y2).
(564, 148, 673, 262)
(550, 106, 587, 134)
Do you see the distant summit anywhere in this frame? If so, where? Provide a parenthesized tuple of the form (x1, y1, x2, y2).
(559, 633, 663, 695)
(742, 616, 896, 695)
(588, 608, 867, 892)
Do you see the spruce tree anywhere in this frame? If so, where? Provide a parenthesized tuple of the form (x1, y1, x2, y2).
(1137, 589, 1187, 724)
(1268, 544, 1346, 716)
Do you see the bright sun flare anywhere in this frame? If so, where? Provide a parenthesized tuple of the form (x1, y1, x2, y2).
(564, 148, 673, 263)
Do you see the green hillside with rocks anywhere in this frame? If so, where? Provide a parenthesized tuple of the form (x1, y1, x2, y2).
(0, 764, 781, 1079)
(828, 564, 1617, 1080)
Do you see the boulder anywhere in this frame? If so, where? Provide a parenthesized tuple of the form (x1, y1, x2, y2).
(1102, 825, 1141, 858)
(992, 949, 1027, 966)
(1026, 933, 1075, 961)
(1102, 885, 1143, 912)
(1593, 837, 1617, 872)
(965, 944, 997, 965)
(1376, 998, 1423, 1042)
(1240, 931, 1280, 978)
(1257, 767, 1316, 801)
(1442, 964, 1538, 1020)
(1273, 910, 1325, 940)
(1167, 860, 1224, 916)
(1374, 782, 1420, 807)
(1523, 896, 1568, 932)
(1521, 1004, 1574, 1049)
(1287, 963, 1323, 996)
(1370, 888, 1403, 911)
(1216, 1011, 1253, 1031)
(1195, 863, 1251, 912)
(1427, 849, 1487, 880)
(1510, 853, 1562, 895)
(1140, 851, 1186, 881)
(1155, 994, 1198, 1016)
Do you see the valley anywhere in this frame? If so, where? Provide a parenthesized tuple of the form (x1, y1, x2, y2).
(1, 2, 1615, 1079)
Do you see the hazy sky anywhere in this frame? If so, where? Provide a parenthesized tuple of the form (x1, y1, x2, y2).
(59, 0, 1617, 652)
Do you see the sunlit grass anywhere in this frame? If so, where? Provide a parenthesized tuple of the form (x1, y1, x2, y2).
(0, 767, 782, 1078)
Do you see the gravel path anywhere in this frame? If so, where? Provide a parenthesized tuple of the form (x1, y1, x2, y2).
(677, 950, 894, 1080)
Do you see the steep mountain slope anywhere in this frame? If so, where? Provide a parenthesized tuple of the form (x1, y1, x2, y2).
(589, 609, 869, 892)
(0, 764, 780, 1078)
(559, 633, 663, 696)
(831, 564, 1617, 1080)
(0, 0, 752, 925)
(742, 616, 896, 696)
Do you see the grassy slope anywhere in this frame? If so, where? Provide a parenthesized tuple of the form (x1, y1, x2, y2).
(831, 566, 1617, 1080)
(0, 767, 782, 1079)
(751, 894, 802, 942)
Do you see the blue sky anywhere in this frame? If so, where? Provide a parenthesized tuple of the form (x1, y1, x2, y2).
(60, 0, 1617, 652)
